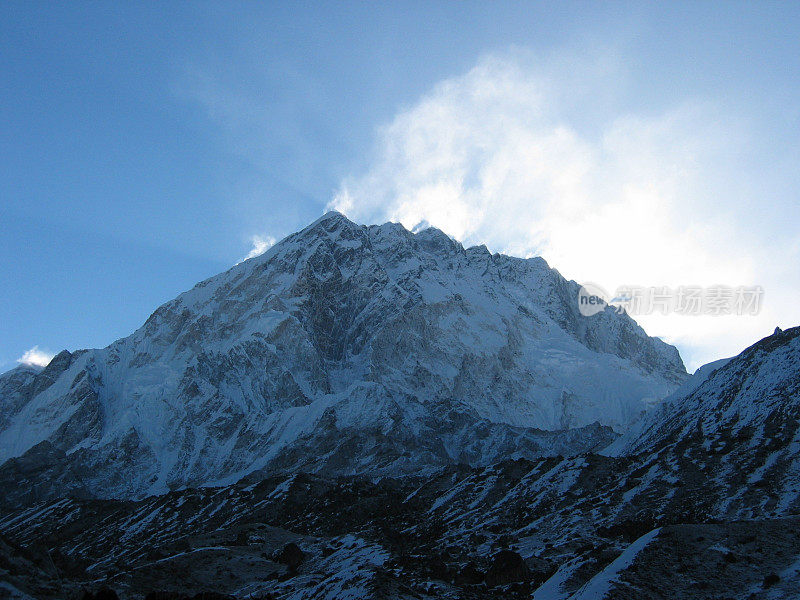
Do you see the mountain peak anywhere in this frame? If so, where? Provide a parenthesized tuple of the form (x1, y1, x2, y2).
(0, 213, 687, 503)
(288, 210, 365, 247)
(304, 210, 358, 234)
(413, 225, 462, 254)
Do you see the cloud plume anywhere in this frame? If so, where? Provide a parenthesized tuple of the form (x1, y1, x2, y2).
(330, 50, 800, 370)
(16, 346, 54, 368)
(239, 234, 276, 263)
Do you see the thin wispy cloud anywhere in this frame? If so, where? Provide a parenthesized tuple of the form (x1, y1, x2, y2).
(16, 346, 54, 368)
(239, 234, 276, 263)
(330, 50, 800, 370)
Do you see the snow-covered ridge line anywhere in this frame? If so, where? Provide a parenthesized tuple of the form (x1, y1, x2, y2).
(609, 325, 800, 458)
(1, 212, 685, 504)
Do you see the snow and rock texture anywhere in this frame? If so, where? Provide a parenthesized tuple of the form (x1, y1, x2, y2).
(605, 326, 800, 519)
(1, 325, 799, 599)
(0, 212, 685, 503)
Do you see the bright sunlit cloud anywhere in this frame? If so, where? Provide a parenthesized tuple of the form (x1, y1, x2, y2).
(240, 234, 276, 263)
(330, 50, 800, 371)
(16, 346, 55, 368)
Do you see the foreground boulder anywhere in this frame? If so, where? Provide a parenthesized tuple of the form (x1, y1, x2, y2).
(272, 542, 305, 571)
(485, 550, 529, 586)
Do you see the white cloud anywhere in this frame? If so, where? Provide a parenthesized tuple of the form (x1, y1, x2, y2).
(239, 234, 276, 263)
(16, 346, 55, 368)
(330, 50, 800, 371)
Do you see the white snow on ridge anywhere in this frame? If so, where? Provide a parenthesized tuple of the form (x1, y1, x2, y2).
(571, 528, 661, 600)
(0, 213, 687, 499)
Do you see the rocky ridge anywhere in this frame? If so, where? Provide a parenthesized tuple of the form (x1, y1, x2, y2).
(0, 213, 684, 504)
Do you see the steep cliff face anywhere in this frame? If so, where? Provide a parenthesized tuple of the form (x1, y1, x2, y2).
(0, 212, 685, 502)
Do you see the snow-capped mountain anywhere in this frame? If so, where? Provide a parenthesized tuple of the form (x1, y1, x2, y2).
(2, 328, 799, 600)
(602, 325, 800, 518)
(612, 326, 800, 459)
(3, 214, 800, 600)
(0, 212, 685, 504)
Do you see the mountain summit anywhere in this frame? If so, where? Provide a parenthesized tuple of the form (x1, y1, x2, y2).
(0, 213, 685, 504)
(7, 215, 800, 600)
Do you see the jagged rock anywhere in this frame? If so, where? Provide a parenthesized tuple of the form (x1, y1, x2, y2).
(484, 550, 529, 586)
(0, 213, 685, 506)
(273, 542, 305, 570)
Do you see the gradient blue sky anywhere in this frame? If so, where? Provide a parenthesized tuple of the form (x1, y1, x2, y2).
(2, 2, 800, 372)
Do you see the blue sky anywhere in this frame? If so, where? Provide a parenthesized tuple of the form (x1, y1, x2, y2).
(2, 2, 800, 373)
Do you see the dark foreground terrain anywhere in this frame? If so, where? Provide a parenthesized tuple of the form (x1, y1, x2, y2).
(2, 454, 800, 600)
